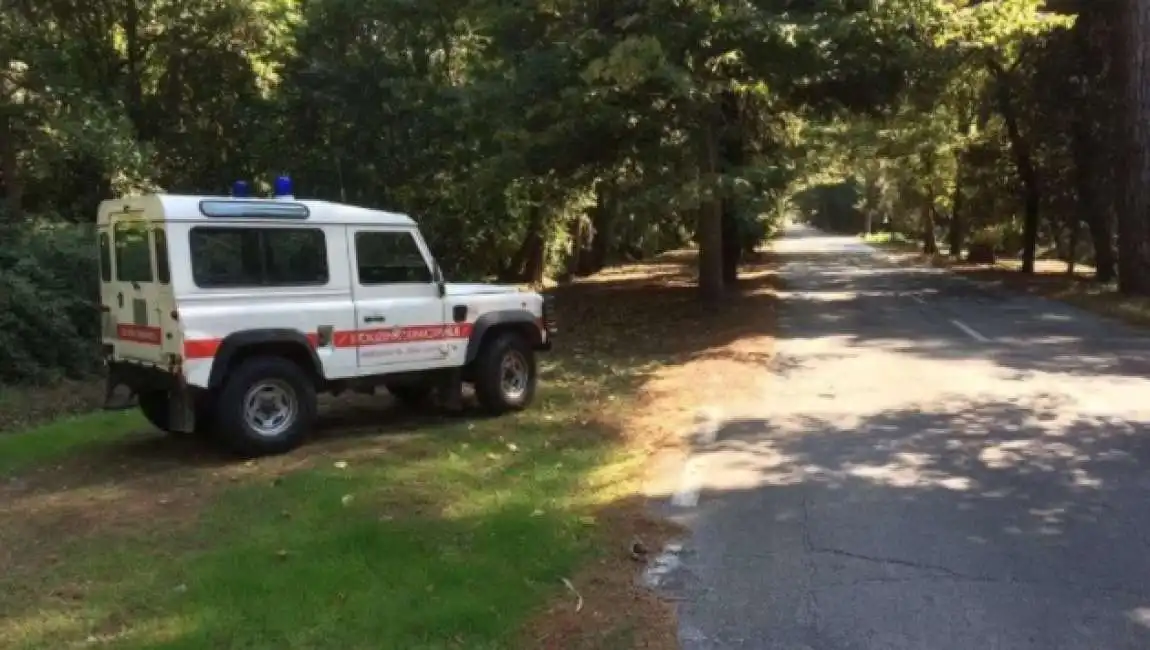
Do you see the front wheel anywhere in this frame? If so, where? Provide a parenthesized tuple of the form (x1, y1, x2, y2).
(213, 357, 317, 457)
(473, 332, 537, 414)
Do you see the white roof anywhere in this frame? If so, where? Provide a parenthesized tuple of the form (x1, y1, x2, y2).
(97, 193, 415, 226)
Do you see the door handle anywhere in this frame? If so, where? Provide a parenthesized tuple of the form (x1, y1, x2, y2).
(363, 315, 386, 323)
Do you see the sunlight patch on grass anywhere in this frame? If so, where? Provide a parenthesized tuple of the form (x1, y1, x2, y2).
(0, 379, 637, 649)
(0, 248, 776, 650)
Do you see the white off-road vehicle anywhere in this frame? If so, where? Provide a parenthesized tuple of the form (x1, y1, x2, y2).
(97, 180, 555, 457)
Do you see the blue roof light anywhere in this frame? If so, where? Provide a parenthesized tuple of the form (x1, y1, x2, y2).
(273, 175, 294, 199)
(232, 180, 250, 198)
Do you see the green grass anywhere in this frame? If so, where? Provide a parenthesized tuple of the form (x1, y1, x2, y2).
(0, 410, 144, 476)
(0, 250, 766, 650)
(0, 357, 649, 650)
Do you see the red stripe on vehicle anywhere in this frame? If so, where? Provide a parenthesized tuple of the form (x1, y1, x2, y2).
(182, 324, 472, 360)
(183, 339, 221, 359)
(117, 324, 163, 346)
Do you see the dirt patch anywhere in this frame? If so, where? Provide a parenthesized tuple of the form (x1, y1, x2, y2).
(0, 379, 106, 433)
(523, 251, 778, 648)
(0, 249, 779, 649)
(521, 498, 682, 650)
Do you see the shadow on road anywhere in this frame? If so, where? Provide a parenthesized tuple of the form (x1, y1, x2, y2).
(692, 395, 1150, 645)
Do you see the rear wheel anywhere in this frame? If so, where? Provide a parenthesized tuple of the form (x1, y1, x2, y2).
(473, 332, 537, 414)
(138, 391, 172, 432)
(138, 390, 214, 436)
(214, 357, 317, 457)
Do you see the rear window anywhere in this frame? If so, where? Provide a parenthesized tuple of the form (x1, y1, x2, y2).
(98, 231, 112, 281)
(189, 227, 328, 288)
(113, 222, 153, 283)
(153, 228, 170, 284)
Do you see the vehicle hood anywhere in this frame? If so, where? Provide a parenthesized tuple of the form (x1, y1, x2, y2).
(444, 283, 522, 296)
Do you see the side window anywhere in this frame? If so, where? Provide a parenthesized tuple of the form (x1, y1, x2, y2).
(153, 229, 170, 284)
(113, 221, 153, 283)
(264, 229, 329, 285)
(189, 227, 327, 288)
(355, 231, 432, 285)
(98, 231, 112, 281)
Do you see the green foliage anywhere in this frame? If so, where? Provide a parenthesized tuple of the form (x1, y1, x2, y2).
(2, 0, 1113, 382)
(0, 223, 101, 384)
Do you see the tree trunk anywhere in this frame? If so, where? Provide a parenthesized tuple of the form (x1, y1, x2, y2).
(499, 206, 545, 283)
(1067, 219, 1080, 275)
(1073, 7, 1118, 283)
(990, 61, 1041, 274)
(721, 204, 739, 285)
(588, 184, 613, 273)
(718, 90, 744, 286)
(522, 206, 547, 286)
(922, 203, 938, 256)
(949, 167, 965, 258)
(1117, 0, 1150, 294)
(561, 217, 583, 283)
(0, 111, 23, 221)
(697, 119, 724, 303)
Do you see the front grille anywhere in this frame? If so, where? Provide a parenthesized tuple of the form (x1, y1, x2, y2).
(542, 294, 557, 333)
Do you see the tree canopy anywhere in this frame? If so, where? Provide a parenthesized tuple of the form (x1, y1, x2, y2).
(3, 0, 1150, 382)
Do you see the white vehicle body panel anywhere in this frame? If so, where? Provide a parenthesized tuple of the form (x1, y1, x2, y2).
(97, 193, 549, 391)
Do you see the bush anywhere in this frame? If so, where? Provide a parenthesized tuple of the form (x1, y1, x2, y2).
(0, 222, 102, 384)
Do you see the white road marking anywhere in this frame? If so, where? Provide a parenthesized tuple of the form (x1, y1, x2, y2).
(670, 456, 706, 508)
(910, 293, 926, 304)
(950, 318, 990, 342)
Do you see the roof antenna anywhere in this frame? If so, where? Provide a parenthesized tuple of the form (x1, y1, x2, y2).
(335, 157, 347, 202)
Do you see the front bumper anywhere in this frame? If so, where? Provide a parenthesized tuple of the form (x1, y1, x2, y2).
(539, 294, 557, 351)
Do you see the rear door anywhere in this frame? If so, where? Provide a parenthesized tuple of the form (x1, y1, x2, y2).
(348, 226, 450, 372)
(101, 213, 181, 365)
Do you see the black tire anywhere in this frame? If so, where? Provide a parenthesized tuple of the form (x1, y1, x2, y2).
(473, 331, 537, 414)
(387, 384, 434, 408)
(138, 390, 215, 437)
(138, 390, 173, 433)
(213, 356, 317, 457)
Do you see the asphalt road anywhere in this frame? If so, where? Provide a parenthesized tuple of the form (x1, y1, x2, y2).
(649, 224, 1150, 649)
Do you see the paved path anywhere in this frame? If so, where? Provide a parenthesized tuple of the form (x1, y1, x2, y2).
(651, 224, 1150, 649)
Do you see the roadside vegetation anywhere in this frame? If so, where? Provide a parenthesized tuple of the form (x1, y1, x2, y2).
(0, 251, 777, 649)
(12, 0, 1150, 646)
(862, 232, 1150, 331)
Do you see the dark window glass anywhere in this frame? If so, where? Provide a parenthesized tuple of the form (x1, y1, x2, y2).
(189, 227, 328, 288)
(153, 229, 170, 284)
(114, 222, 153, 283)
(355, 231, 431, 284)
(98, 231, 112, 281)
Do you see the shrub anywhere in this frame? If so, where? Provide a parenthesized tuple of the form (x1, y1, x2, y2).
(0, 222, 102, 384)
